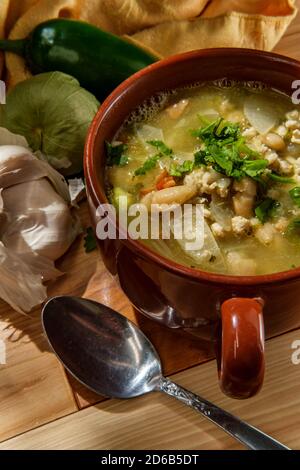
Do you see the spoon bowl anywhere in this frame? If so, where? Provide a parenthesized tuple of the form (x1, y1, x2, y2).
(42, 296, 162, 398)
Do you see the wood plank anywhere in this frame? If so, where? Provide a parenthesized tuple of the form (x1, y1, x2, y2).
(1, 329, 299, 450)
(0, 294, 78, 443)
(0, 353, 76, 442)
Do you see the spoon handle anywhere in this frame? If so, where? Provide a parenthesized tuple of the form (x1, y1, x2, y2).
(159, 377, 289, 450)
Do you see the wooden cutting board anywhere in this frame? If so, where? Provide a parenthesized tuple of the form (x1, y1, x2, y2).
(1, 5, 300, 448)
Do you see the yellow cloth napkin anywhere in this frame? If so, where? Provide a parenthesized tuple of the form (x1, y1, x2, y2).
(0, 0, 298, 88)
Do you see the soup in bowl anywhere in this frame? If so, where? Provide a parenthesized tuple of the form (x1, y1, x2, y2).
(106, 82, 300, 276)
(85, 49, 300, 399)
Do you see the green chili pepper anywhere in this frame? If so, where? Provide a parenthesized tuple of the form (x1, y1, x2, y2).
(0, 19, 158, 100)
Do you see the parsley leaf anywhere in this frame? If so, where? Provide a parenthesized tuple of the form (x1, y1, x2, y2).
(84, 227, 97, 253)
(268, 172, 295, 184)
(194, 150, 206, 167)
(255, 198, 280, 223)
(169, 160, 194, 177)
(134, 155, 160, 176)
(146, 140, 173, 156)
(211, 144, 234, 174)
(106, 141, 129, 166)
(214, 120, 240, 141)
(134, 140, 173, 176)
(288, 218, 300, 232)
(192, 118, 239, 143)
(192, 118, 268, 181)
(192, 118, 222, 140)
(289, 186, 300, 207)
(238, 142, 261, 159)
(241, 159, 269, 178)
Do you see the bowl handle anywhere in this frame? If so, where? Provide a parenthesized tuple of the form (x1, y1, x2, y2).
(218, 297, 265, 399)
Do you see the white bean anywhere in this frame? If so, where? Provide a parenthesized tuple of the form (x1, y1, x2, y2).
(152, 185, 196, 205)
(263, 133, 285, 151)
(165, 99, 189, 120)
(233, 194, 254, 218)
(232, 177, 257, 218)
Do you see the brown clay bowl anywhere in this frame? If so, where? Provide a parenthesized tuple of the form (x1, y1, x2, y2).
(84, 48, 300, 399)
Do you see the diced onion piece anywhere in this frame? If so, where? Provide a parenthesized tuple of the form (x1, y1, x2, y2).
(172, 210, 226, 272)
(174, 118, 187, 129)
(244, 95, 281, 134)
(136, 124, 164, 151)
(200, 109, 220, 121)
(210, 195, 233, 231)
(201, 221, 226, 271)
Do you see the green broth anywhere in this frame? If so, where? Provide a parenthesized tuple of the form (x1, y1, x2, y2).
(106, 82, 300, 276)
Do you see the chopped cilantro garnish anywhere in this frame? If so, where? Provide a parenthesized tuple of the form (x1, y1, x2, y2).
(242, 159, 269, 178)
(134, 140, 173, 176)
(268, 172, 295, 184)
(192, 118, 267, 181)
(146, 140, 173, 156)
(84, 227, 97, 253)
(289, 186, 300, 207)
(134, 155, 160, 176)
(255, 198, 280, 223)
(288, 218, 300, 232)
(194, 150, 206, 167)
(106, 141, 129, 166)
(192, 118, 239, 143)
(169, 160, 194, 177)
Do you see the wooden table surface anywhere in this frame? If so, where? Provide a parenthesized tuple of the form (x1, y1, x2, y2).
(2, 8, 300, 450)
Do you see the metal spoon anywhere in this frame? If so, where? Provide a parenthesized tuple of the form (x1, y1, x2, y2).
(42, 296, 289, 450)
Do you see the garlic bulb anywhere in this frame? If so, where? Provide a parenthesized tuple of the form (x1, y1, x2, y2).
(0, 129, 81, 313)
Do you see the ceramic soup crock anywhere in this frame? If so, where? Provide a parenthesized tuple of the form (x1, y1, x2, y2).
(84, 48, 300, 399)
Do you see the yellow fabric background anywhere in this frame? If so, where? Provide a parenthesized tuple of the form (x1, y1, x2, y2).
(0, 0, 297, 88)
